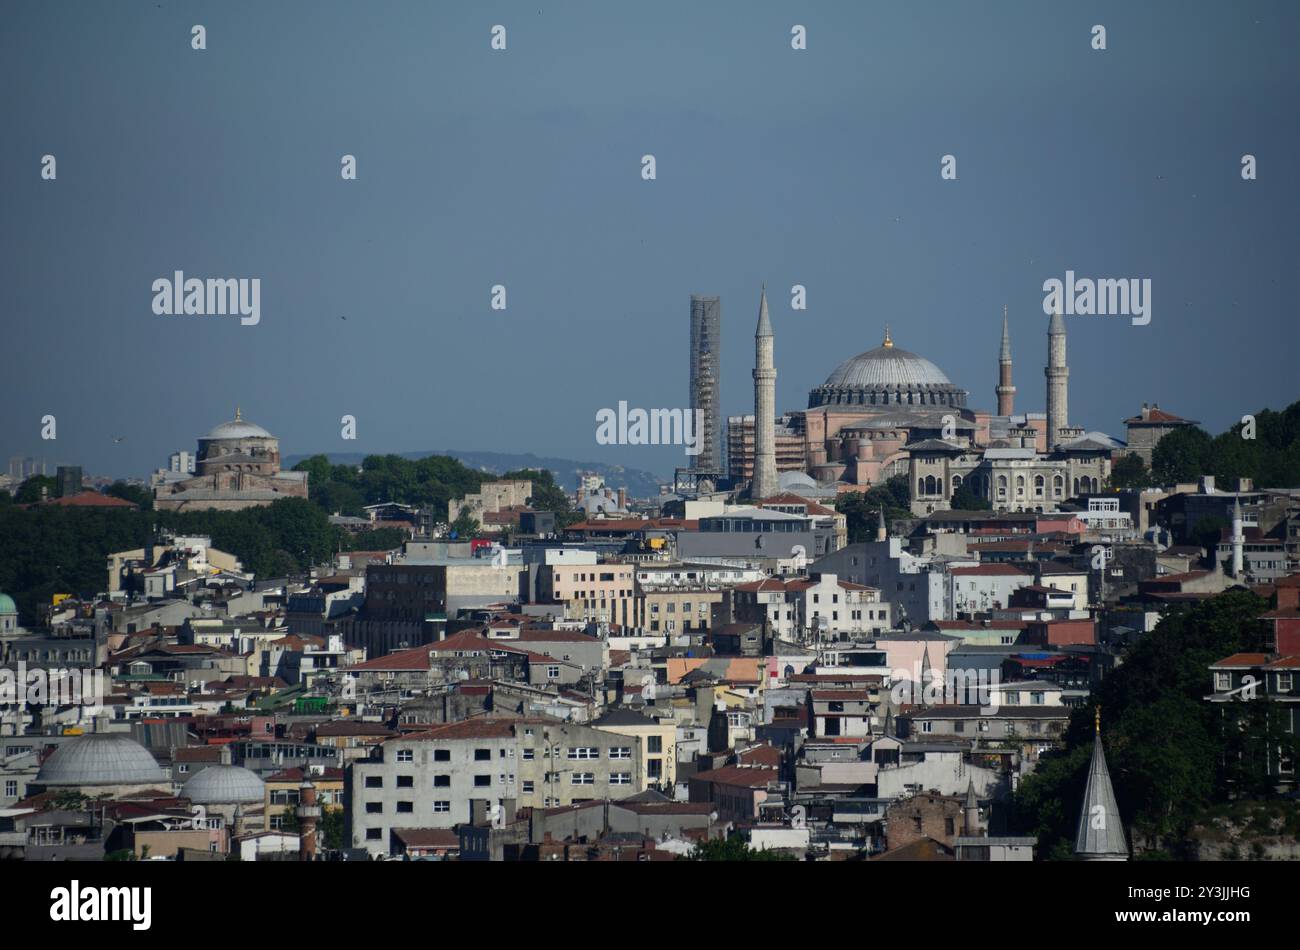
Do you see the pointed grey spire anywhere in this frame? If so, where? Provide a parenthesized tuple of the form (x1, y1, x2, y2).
(1000, 305, 1012, 360)
(1074, 713, 1128, 861)
(756, 283, 772, 337)
(963, 778, 980, 836)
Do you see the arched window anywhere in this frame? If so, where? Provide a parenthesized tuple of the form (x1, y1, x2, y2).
(1015, 475, 1025, 496)
(1073, 477, 1081, 494)
(918, 478, 925, 496)
(1053, 474, 1064, 498)
(997, 475, 1008, 496)
(924, 475, 937, 495)
(952, 474, 963, 490)
(1034, 474, 1045, 497)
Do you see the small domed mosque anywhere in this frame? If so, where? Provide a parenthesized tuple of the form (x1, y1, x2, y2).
(734, 295, 1122, 515)
(154, 408, 308, 512)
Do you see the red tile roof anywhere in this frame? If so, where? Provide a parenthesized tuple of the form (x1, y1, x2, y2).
(1209, 653, 1273, 668)
(44, 490, 139, 509)
(1123, 408, 1195, 425)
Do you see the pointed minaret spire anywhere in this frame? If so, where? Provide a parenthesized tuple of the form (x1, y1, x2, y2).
(876, 505, 888, 542)
(756, 283, 772, 337)
(963, 778, 980, 836)
(1074, 707, 1129, 861)
(996, 306, 1016, 416)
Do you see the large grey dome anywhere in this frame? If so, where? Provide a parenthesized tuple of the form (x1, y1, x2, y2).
(182, 764, 265, 804)
(204, 417, 274, 440)
(36, 733, 167, 787)
(823, 345, 952, 389)
(808, 332, 968, 410)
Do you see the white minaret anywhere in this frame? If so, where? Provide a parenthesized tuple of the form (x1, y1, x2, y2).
(876, 505, 888, 542)
(1232, 496, 1244, 577)
(751, 284, 778, 500)
(1045, 309, 1069, 448)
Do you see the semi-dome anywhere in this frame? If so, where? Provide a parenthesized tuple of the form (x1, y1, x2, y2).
(182, 764, 265, 804)
(808, 329, 968, 410)
(36, 733, 167, 787)
(0, 593, 16, 615)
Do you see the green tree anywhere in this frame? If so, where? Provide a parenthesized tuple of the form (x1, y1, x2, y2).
(449, 506, 480, 538)
(105, 481, 153, 509)
(1152, 426, 1212, 484)
(14, 475, 57, 504)
(1108, 453, 1150, 491)
(950, 482, 992, 510)
(1189, 515, 1227, 554)
(836, 475, 911, 543)
(679, 836, 798, 861)
(1012, 589, 1272, 857)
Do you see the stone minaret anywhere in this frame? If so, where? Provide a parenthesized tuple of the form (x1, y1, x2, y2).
(996, 305, 1016, 416)
(751, 285, 778, 500)
(1045, 309, 1069, 448)
(1232, 496, 1244, 577)
(876, 505, 887, 542)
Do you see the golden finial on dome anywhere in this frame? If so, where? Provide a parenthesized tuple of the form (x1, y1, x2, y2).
(1094, 705, 1101, 735)
(882, 326, 893, 348)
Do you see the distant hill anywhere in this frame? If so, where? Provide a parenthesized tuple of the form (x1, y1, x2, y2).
(283, 449, 667, 499)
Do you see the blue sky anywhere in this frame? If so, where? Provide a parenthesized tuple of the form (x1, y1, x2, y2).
(2, 0, 1297, 482)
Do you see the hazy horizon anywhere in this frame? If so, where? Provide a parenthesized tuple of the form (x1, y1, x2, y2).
(4, 0, 1297, 482)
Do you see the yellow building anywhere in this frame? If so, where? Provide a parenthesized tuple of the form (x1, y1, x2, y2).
(592, 708, 677, 792)
(263, 767, 344, 832)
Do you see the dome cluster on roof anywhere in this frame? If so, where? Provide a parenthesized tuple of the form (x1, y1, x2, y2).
(182, 764, 266, 804)
(808, 332, 968, 410)
(36, 733, 167, 787)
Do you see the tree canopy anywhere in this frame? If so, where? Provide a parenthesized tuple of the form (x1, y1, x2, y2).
(836, 474, 911, 542)
(1012, 589, 1293, 858)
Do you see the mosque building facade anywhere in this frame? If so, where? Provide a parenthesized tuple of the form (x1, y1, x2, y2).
(731, 297, 1120, 515)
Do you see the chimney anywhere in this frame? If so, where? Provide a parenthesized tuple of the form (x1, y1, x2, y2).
(297, 781, 320, 861)
(1140, 403, 1149, 420)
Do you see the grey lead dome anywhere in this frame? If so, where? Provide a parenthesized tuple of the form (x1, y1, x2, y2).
(821, 344, 953, 390)
(36, 733, 167, 787)
(807, 332, 969, 410)
(204, 417, 274, 440)
(182, 764, 266, 804)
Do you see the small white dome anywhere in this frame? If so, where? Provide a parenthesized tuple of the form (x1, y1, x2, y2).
(182, 764, 265, 804)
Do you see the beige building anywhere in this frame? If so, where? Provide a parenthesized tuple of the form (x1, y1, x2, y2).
(447, 480, 533, 530)
(592, 708, 678, 792)
(538, 561, 636, 628)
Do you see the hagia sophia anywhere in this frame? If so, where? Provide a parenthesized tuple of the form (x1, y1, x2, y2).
(730, 291, 1122, 515)
(153, 408, 308, 512)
